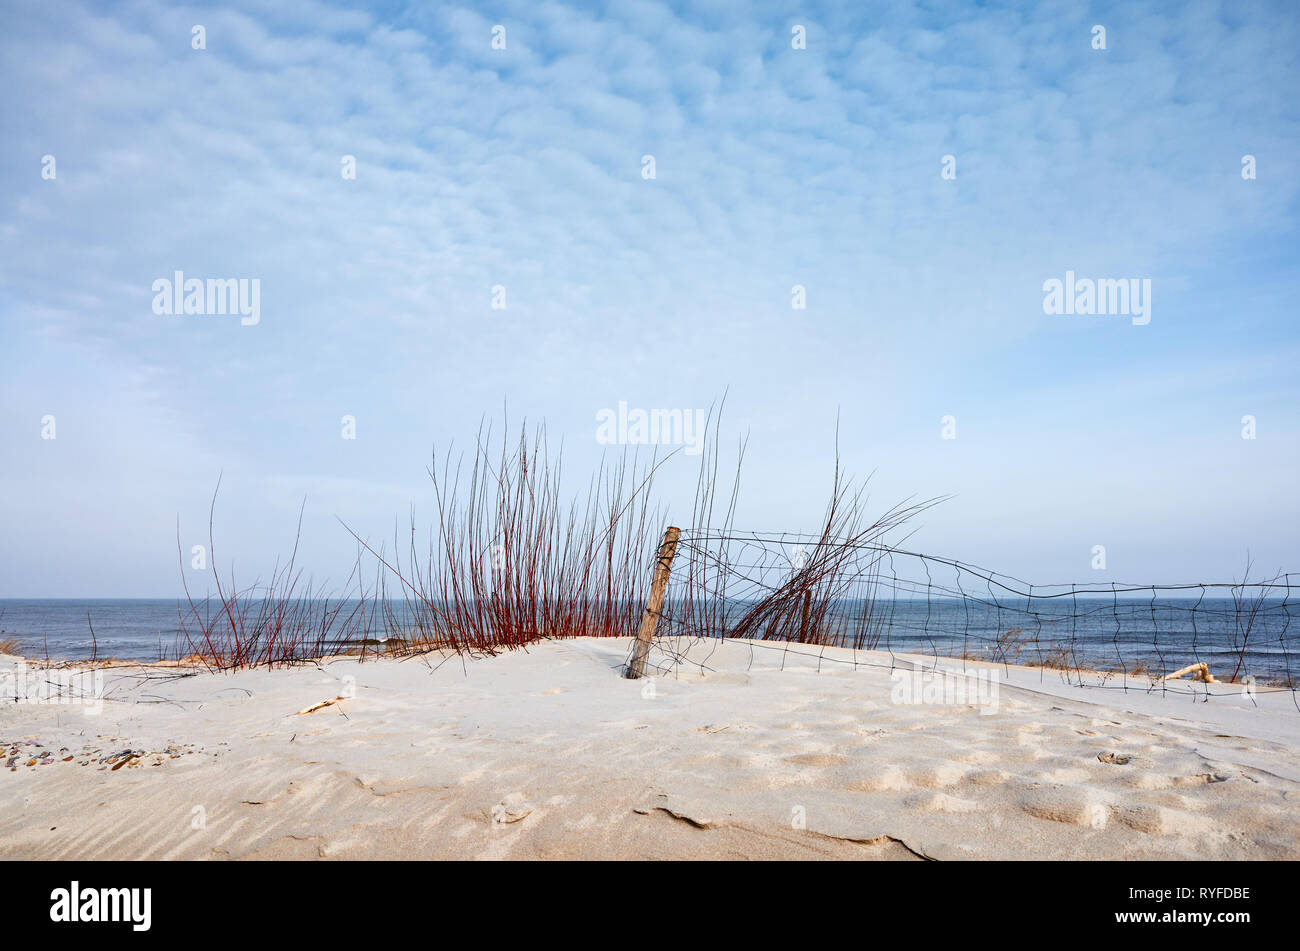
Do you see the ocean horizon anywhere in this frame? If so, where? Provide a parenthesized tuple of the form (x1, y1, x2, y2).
(3, 595, 1295, 684)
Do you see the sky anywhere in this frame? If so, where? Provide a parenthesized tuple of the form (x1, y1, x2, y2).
(0, 0, 1297, 597)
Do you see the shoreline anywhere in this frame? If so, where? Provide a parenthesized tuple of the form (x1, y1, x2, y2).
(5, 634, 1295, 691)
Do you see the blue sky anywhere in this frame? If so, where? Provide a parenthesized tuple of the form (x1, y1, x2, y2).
(1, 0, 1297, 596)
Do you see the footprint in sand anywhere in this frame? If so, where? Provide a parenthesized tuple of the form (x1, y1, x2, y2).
(968, 768, 1013, 786)
(1110, 802, 1211, 835)
(783, 752, 848, 769)
(1020, 788, 1110, 829)
(848, 765, 911, 792)
(1037, 766, 1093, 784)
(908, 763, 968, 789)
(906, 792, 980, 814)
(1173, 771, 1235, 786)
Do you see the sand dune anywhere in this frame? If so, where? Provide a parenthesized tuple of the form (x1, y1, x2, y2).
(1, 637, 1296, 860)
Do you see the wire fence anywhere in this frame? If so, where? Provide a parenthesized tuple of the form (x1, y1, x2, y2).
(641, 529, 1298, 703)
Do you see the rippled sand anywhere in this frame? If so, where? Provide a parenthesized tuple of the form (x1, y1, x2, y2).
(1, 637, 1296, 859)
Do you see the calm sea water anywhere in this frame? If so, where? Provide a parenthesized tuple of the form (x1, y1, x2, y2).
(0, 600, 191, 662)
(1, 597, 1295, 684)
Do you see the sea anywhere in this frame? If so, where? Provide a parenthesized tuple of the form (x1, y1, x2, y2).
(0, 597, 1296, 685)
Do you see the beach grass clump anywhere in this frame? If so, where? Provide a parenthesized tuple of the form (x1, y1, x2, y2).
(177, 423, 674, 668)
(176, 481, 378, 670)
(173, 415, 938, 670)
(349, 422, 669, 654)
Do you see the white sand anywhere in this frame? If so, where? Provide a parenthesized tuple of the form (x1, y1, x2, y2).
(1, 637, 1296, 859)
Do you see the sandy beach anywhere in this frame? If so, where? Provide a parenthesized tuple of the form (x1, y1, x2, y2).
(2, 637, 1296, 860)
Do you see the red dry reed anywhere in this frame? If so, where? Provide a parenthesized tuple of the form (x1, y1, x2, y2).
(176, 415, 935, 669)
(176, 476, 377, 670)
(343, 422, 670, 654)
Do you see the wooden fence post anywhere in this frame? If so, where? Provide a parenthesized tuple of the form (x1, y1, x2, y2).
(625, 526, 681, 679)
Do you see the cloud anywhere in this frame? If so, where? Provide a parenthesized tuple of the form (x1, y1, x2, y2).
(1, 0, 1297, 593)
